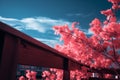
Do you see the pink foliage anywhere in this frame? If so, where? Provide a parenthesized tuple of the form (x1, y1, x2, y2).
(26, 70, 37, 80)
(42, 68, 63, 80)
(104, 74, 112, 78)
(101, 9, 114, 16)
(108, 0, 120, 9)
(19, 70, 37, 80)
(90, 18, 102, 34)
(43, 0, 120, 79)
(19, 76, 25, 80)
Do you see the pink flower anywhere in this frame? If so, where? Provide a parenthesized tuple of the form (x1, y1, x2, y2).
(101, 9, 114, 16)
(19, 76, 25, 80)
(108, 0, 120, 4)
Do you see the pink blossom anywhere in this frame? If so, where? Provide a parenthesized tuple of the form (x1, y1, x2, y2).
(43, 0, 120, 79)
(90, 18, 102, 34)
(19, 76, 25, 80)
(108, 0, 120, 4)
(101, 9, 114, 16)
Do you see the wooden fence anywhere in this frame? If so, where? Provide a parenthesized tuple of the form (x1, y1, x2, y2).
(0, 22, 89, 80)
(0, 22, 120, 80)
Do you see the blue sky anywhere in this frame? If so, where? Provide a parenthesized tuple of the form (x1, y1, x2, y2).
(0, 0, 118, 47)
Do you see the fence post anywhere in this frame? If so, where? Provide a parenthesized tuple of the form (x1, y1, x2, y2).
(0, 31, 4, 65)
(0, 33, 20, 80)
(63, 58, 70, 80)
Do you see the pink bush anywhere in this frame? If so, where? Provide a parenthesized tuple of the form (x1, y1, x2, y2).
(19, 70, 37, 80)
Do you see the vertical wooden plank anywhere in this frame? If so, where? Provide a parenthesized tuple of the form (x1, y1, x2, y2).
(0, 34, 20, 80)
(0, 31, 5, 65)
(63, 58, 70, 80)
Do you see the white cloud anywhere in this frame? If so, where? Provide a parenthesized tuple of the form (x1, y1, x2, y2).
(34, 37, 60, 47)
(87, 29, 93, 35)
(0, 16, 92, 47)
(21, 17, 72, 33)
(0, 16, 69, 47)
(0, 16, 25, 31)
(21, 18, 46, 33)
(80, 28, 93, 35)
(0, 16, 71, 33)
(0, 16, 93, 35)
(14, 26, 24, 31)
(0, 16, 18, 21)
(67, 13, 93, 18)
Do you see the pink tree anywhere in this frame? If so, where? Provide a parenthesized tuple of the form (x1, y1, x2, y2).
(19, 76, 26, 80)
(43, 0, 120, 79)
(54, 0, 120, 68)
(42, 68, 63, 80)
(19, 70, 37, 80)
